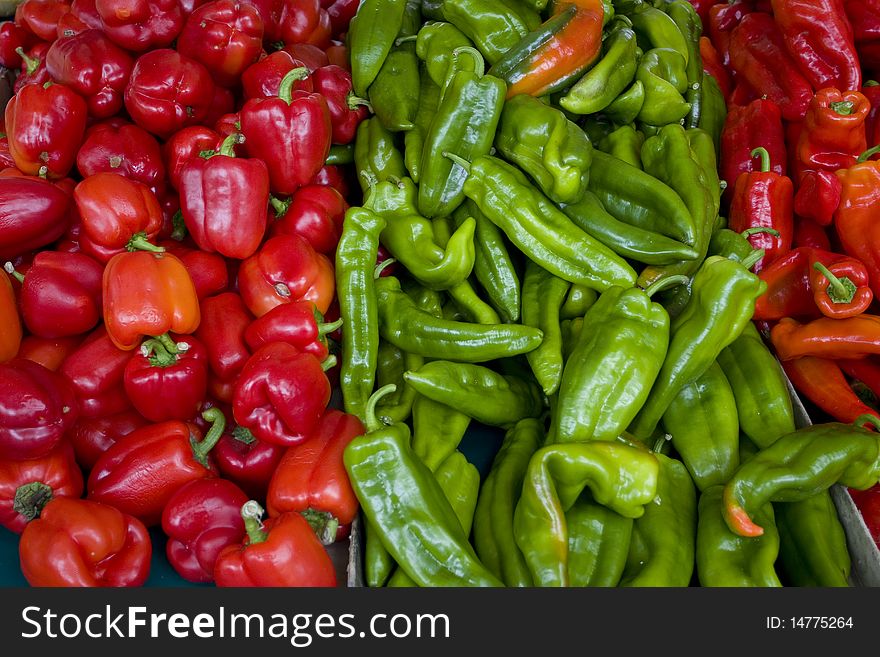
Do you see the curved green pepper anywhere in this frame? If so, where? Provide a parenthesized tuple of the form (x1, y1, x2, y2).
(566, 492, 633, 587)
(597, 123, 645, 169)
(348, 0, 409, 96)
(560, 284, 598, 321)
(415, 20, 475, 88)
(522, 260, 570, 397)
(367, 0, 421, 132)
(354, 117, 407, 192)
(403, 66, 442, 184)
(440, 0, 540, 65)
(635, 48, 690, 126)
(698, 73, 727, 159)
(663, 0, 702, 129)
(374, 339, 424, 425)
(411, 394, 472, 472)
(602, 79, 645, 125)
(621, 0, 689, 65)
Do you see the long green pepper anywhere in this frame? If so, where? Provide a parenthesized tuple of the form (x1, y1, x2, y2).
(348, 0, 409, 96)
(521, 259, 570, 397)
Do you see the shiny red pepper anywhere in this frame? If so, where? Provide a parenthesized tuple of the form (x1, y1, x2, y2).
(699, 35, 732, 101)
(87, 407, 225, 526)
(0, 176, 71, 261)
(0, 272, 22, 364)
(311, 64, 368, 145)
(0, 440, 83, 534)
(0, 20, 37, 69)
(60, 325, 134, 418)
(834, 148, 880, 299)
(793, 171, 843, 227)
(179, 133, 270, 260)
(0, 358, 79, 460)
(263, 0, 332, 49)
(15, 0, 71, 42)
(839, 357, 880, 404)
(308, 163, 351, 198)
(123, 333, 209, 422)
(160, 477, 248, 583)
(213, 500, 337, 587)
(69, 409, 148, 471)
(159, 239, 230, 300)
(232, 341, 331, 447)
(123, 48, 216, 140)
(284, 42, 329, 71)
(846, 0, 880, 71)
(11, 42, 50, 95)
(19, 496, 152, 587)
(17, 335, 84, 371)
(782, 356, 880, 425)
(162, 125, 223, 191)
(240, 50, 313, 100)
(324, 0, 357, 37)
(810, 252, 874, 319)
(771, 314, 880, 361)
(793, 216, 832, 251)
(795, 89, 869, 183)
(243, 299, 341, 360)
(269, 183, 346, 255)
(239, 67, 332, 196)
(94, 0, 183, 52)
(324, 42, 349, 71)
(214, 423, 285, 500)
(5, 79, 88, 179)
(194, 292, 254, 403)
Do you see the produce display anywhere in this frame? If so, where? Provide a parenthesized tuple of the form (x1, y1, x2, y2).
(0, 0, 879, 588)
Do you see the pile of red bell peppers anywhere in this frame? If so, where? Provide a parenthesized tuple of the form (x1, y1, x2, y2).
(699, 0, 880, 547)
(0, 0, 368, 587)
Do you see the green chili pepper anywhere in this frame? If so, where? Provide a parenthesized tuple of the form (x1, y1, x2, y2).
(418, 47, 506, 218)
(325, 143, 354, 166)
(411, 394, 472, 472)
(440, 0, 540, 65)
(662, 361, 739, 492)
(521, 260, 570, 397)
(698, 72, 727, 158)
(367, 0, 421, 132)
(708, 227, 768, 263)
(664, 0, 702, 129)
(375, 275, 544, 362)
(415, 20, 475, 88)
(602, 79, 645, 125)
(402, 360, 544, 428)
(344, 386, 503, 587)
(696, 485, 782, 587)
(374, 340, 424, 425)
(348, 0, 409, 96)
(473, 417, 544, 587)
(596, 123, 645, 169)
(335, 207, 386, 424)
(364, 520, 395, 588)
(403, 280, 444, 318)
(635, 47, 691, 127)
(559, 284, 598, 321)
(775, 491, 852, 587)
(558, 22, 639, 116)
(722, 417, 880, 538)
(404, 66, 442, 183)
(716, 321, 796, 449)
(513, 439, 660, 587)
(560, 317, 584, 362)
(447, 152, 637, 291)
(620, 0, 690, 65)
(629, 255, 767, 440)
(686, 127, 723, 219)
(566, 491, 634, 587)
(354, 117, 407, 192)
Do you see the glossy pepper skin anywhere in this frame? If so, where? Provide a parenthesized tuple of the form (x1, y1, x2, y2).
(160, 477, 248, 583)
(0, 441, 84, 534)
(19, 496, 151, 587)
(311, 64, 369, 145)
(723, 419, 880, 537)
(346, 0, 407, 95)
(213, 501, 337, 587)
(263, 0, 332, 48)
(194, 292, 253, 401)
(5, 80, 88, 179)
(0, 272, 22, 364)
(59, 326, 134, 418)
(834, 152, 880, 299)
(270, 183, 347, 256)
(634, 47, 691, 127)
(69, 409, 148, 471)
(214, 423, 284, 501)
(87, 408, 226, 527)
(796, 89, 868, 183)
(353, 116, 406, 192)
(162, 125, 222, 191)
(0, 359, 79, 461)
(243, 301, 338, 360)
(770, 314, 880, 361)
(95, 0, 183, 52)
(372, 340, 422, 425)
(565, 490, 634, 588)
(784, 356, 880, 425)
(241, 50, 313, 100)
(520, 260, 568, 397)
(0, 176, 71, 261)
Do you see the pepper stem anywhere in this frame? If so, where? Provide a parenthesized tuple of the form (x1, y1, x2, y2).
(451, 46, 485, 78)
(13, 482, 53, 522)
(830, 101, 854, 116)
(741, 227, 780, 239)
(3, 261, 24, 283)
(140, 336, 178, 367)
(347, 93, 373, 111)
(365, 384, 398, 432)
(14, 47, 40, 76)
(750, 147, 771, 173)
(318, 317, 343, 336)
(278, 67, 310, 104)
(740, 248, 765, 271)
(643, 274, 690, 298)
(374, 258, 397, 279)
(218, 133, 239, 158)
(813, 262, 857, 304)
(321, 354, 337, 372)
(443, 151, 471, 172)
(241, 500, 269, 544)
(853, 413, 880, 432)
(232, 425, 256, 445)
(858, 144, 880, 162)
(301, 509, 339, 545)
(191, 406, 227, 466)
(171, 210, 187, 241)
(394, 35, 418, 46)
(270, 195, 291, 218)
(126, 232, 166, 253)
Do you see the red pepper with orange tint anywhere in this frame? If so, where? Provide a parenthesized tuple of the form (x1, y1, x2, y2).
(795, 88, 869, 181)
(0, 270, 22, 364)
(15, 335, 82, 371)
(771, 314, 880, 361)
(699, 35, 732, 101)
(269, 183, 346, 255)
(782, 356, 880, 425)
(834, 146, 880, 298)
(810, 254, 874, 319)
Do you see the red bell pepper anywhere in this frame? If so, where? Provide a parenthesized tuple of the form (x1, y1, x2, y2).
(60, 0, 103, 35)
(4, 79, 87, 179)
(160, 477, 249, 583)
(159, 239, 230, 300)
(0, 358, 79, 460)
(0, 20, 37, 69)
(73, 171, 164, 263)
(203, 83, 237, 128)
(60, 325, 134, 418)
(15, 0, 71, 42)
(862, 81, 880, 151)
(839, 356, 880, 404)
(69, 409, 148, 471)
(232, 341, 331, 447)
(846, 0, 880, 71)
(212, 111, 242, 141)
(312, 64, 369, 145)
(162, 125, 223, 191)
(123, 333, 209, 422)
(194, 292, 254, 403)
(728, 12, 814, 122)
(44, 29, 134, 119)
(793, 217, 832, 251)
(243, 300, 341, 360)
(308, 163, 351, 199)
(323, 42, 349, 71)
(284, 42, 330, 71)
(782, 356, 880, 425)
(0, 272, 22, 364)
(0, 440, 83, 534)
(123, 48, 215, 140)
(239, 67, 332, 195)
(176, 0, 264, 88)
(94, 0, 183, 52)
(771, 314, 880, 360)
(265, 408, 363, 543)
(16, 335, 83, 371)
(269, 183, 346, 255)
(241, 50, 313, 100)
(699, 36, 732, 101)
(237, 233, 336, 317)
(19, 496, 152, 587)
(0, 176, 71, 261)
(834, 147, 880, 298)
(324, 0, 357, 37)
(771, 0, 862, 93)
(214, 423, 285, 500)
(727, 147, 794, 272)
(213, 500, 337, 587)
(75, 118, 167, 199)
(795, 88, 869, 182)
(179, 133, 270, 260)
(793, 171, 843, 227)
(810, 254, 874, 320)
(102, 248, 201, 351)
(263, 0, 332, 49)
(87, 407, 225, 526)
(6, 250, 103, 338)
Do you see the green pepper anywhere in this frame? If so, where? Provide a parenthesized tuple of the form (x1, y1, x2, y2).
(620, 0, 690, 65)
(635, 47, 691, 128)
(403, 66, 442, 184)
(662, 361, 740, 492)
(447, 152, 637, 291)
(560, 190, 700, 266)
(629, 255, 767, 440)
(403, 280, 444, 318)
(664, 0, 702, 129)
(494, 94, 592, 206)
(344, 386, 502, 587)
(558, 22, 639, 116)
(440, 0, 540, 65)
(365, 177, 476, 291)
(560, 284, 598, 321)
(364, 520, 395, 588)
(354, 117, 407, 192)
(411, 394, 472, 472)
(522, 260, 570, 397)
(367, 0, 421, 132)
(418, 47, 506, 219)
(374, 339, 424, 425)
(348, 0, 409, 96)
(695, 485, 782, 587)
(698, 72, 727, 158)
(686, 127, 723, 220)
(619, 450, 696, 587)
(602, 79, 645, 125)
(513, 439, 660, 587)
(415, 20, 475, 88)
(716, 321, 796, 449)
(722, 417, 880, 538)
(551, 278, 679, 445)
(335, 207, 386, 425)
(775, 491, 852, 587)
(375, 275, 544, 362)
(566, 491, 634, 587)
(473, 418, 544, 587)
(560, 317, 584, 362)
(596, 123, 645, 169)
(453, 200, 522, 323)
(587, 149, 696, 247)
(402, 360, 544, 428)
(708, 227, 766, 263)
(325, 143, 354, 166)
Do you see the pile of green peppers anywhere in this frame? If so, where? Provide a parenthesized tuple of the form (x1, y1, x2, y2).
(337, 0, 880, 587)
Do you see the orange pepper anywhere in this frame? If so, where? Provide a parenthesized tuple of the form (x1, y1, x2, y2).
(0, 272, 21, 364)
